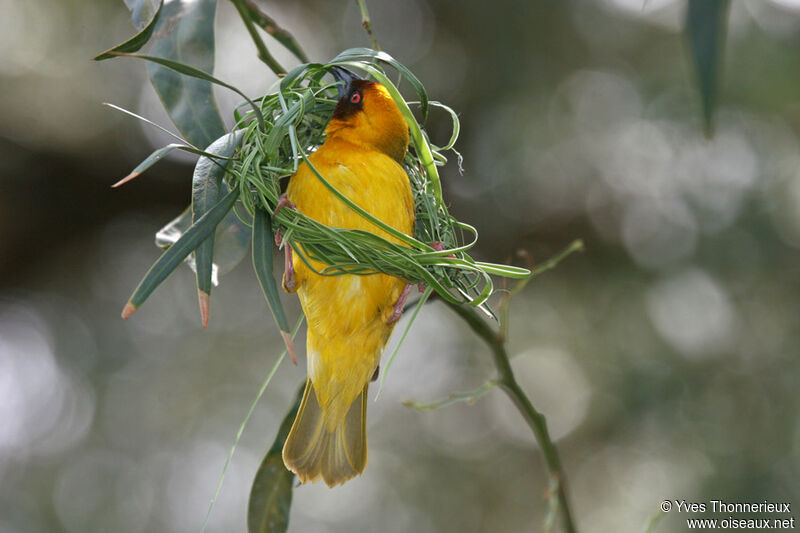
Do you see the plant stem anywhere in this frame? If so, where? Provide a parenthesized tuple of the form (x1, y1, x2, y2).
(241, 0, 309, 63)
(444, 301, 578, 533)
(355, 0, 381, 51)
(230, 0, 286, 75)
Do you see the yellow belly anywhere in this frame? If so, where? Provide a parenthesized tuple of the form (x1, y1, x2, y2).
(286, 138, 414, 427)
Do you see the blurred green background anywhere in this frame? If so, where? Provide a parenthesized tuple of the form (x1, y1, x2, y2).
(1, 0, 798, 532)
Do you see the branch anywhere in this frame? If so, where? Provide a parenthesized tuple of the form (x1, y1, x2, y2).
(230, 0, 286, 75)
(355, 0, 381, 51)
(444, 301, 578, 533)
(242, 0, 309, 63)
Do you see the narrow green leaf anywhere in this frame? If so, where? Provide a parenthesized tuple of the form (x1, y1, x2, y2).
(102, 102, 191, 146)
(155, 206, 251, 279)
(112, 143, 204, 187)
(193, 130, 246, 300)
(247, 383, 304, 533)
(126, 186, 239, 311)
(474, 262, 531, 279)
(252, 207, 291, 334)
(117, 52, 264, 129)
(146, 0, 227, 148)
(299, 153, 427, 250)
(94, 0, 163, 60)
(377, 285, 433, 398)
(686, 0, 730, 136)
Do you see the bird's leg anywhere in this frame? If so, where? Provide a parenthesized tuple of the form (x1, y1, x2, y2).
(274, 193, 298, 293)
(388, 243, 453, 323)
(283, 245, 297, 293)
(386, 283, 412, 325)
(275, 193, 295, 213)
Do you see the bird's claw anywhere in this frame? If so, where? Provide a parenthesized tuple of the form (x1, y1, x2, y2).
(387, 284, 412, 324)
(283, 244, 297, 293)
(275, 193, 295, 213)
(274, 193, 298, 292)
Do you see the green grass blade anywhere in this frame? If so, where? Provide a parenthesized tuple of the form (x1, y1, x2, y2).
(102, 103, 192, 146)
(201, 316, 304, 533)
(94, 0, 163, 60)
(124, 186, 240, 312)
(297, 153, 427, 250)
(474, 262, 531, 279)
(335, 62, 441, 203)
(327, 48, 428, 120)
(376, 285, 433, 398)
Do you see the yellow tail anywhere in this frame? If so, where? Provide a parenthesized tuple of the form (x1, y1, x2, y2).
(282, 379, 368, 487)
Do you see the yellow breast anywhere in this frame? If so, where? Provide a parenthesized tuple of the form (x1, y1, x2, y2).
(286, 137, 414, 425)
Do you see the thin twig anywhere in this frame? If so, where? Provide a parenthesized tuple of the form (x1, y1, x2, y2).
(242, 0, 309, 62)
(230, 0, 286, 75)
(444, 301, 579, 533)
(402, 379, 499, 411)
(355, 0, 381, 51)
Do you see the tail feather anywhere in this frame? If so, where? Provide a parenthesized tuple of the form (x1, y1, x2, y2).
(282, 379, 368, 487)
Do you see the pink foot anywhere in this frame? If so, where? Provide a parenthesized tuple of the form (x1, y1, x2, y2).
(275, 193, 295, 213)
(283, 244, 297, 292)
(274, 193, 298, 292)
(430, 241, 456, 258)
(387, 284, 412, 324)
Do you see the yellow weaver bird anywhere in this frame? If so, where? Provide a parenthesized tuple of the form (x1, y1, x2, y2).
(280, 67, 414, 487)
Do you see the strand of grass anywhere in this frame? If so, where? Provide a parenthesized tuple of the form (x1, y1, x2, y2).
(402, 379, 499, 411)
(230, 0, 286, 75)
(332, 62, 441, 202)
(103, 103, 193, 146)
(242, 0, 309, 63)
(200, 315, 305, 533)
(444, 301, 578, 533)
(355, 0, 380, 51)
(375, 286, 433, 399)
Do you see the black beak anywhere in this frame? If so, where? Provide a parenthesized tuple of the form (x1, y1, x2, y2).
(330, 66, 362, 99)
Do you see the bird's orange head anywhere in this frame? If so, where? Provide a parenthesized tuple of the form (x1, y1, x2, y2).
(325, 68, 409, 163)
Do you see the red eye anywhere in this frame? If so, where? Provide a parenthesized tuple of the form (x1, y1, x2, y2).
(350, 92, 361, 104)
